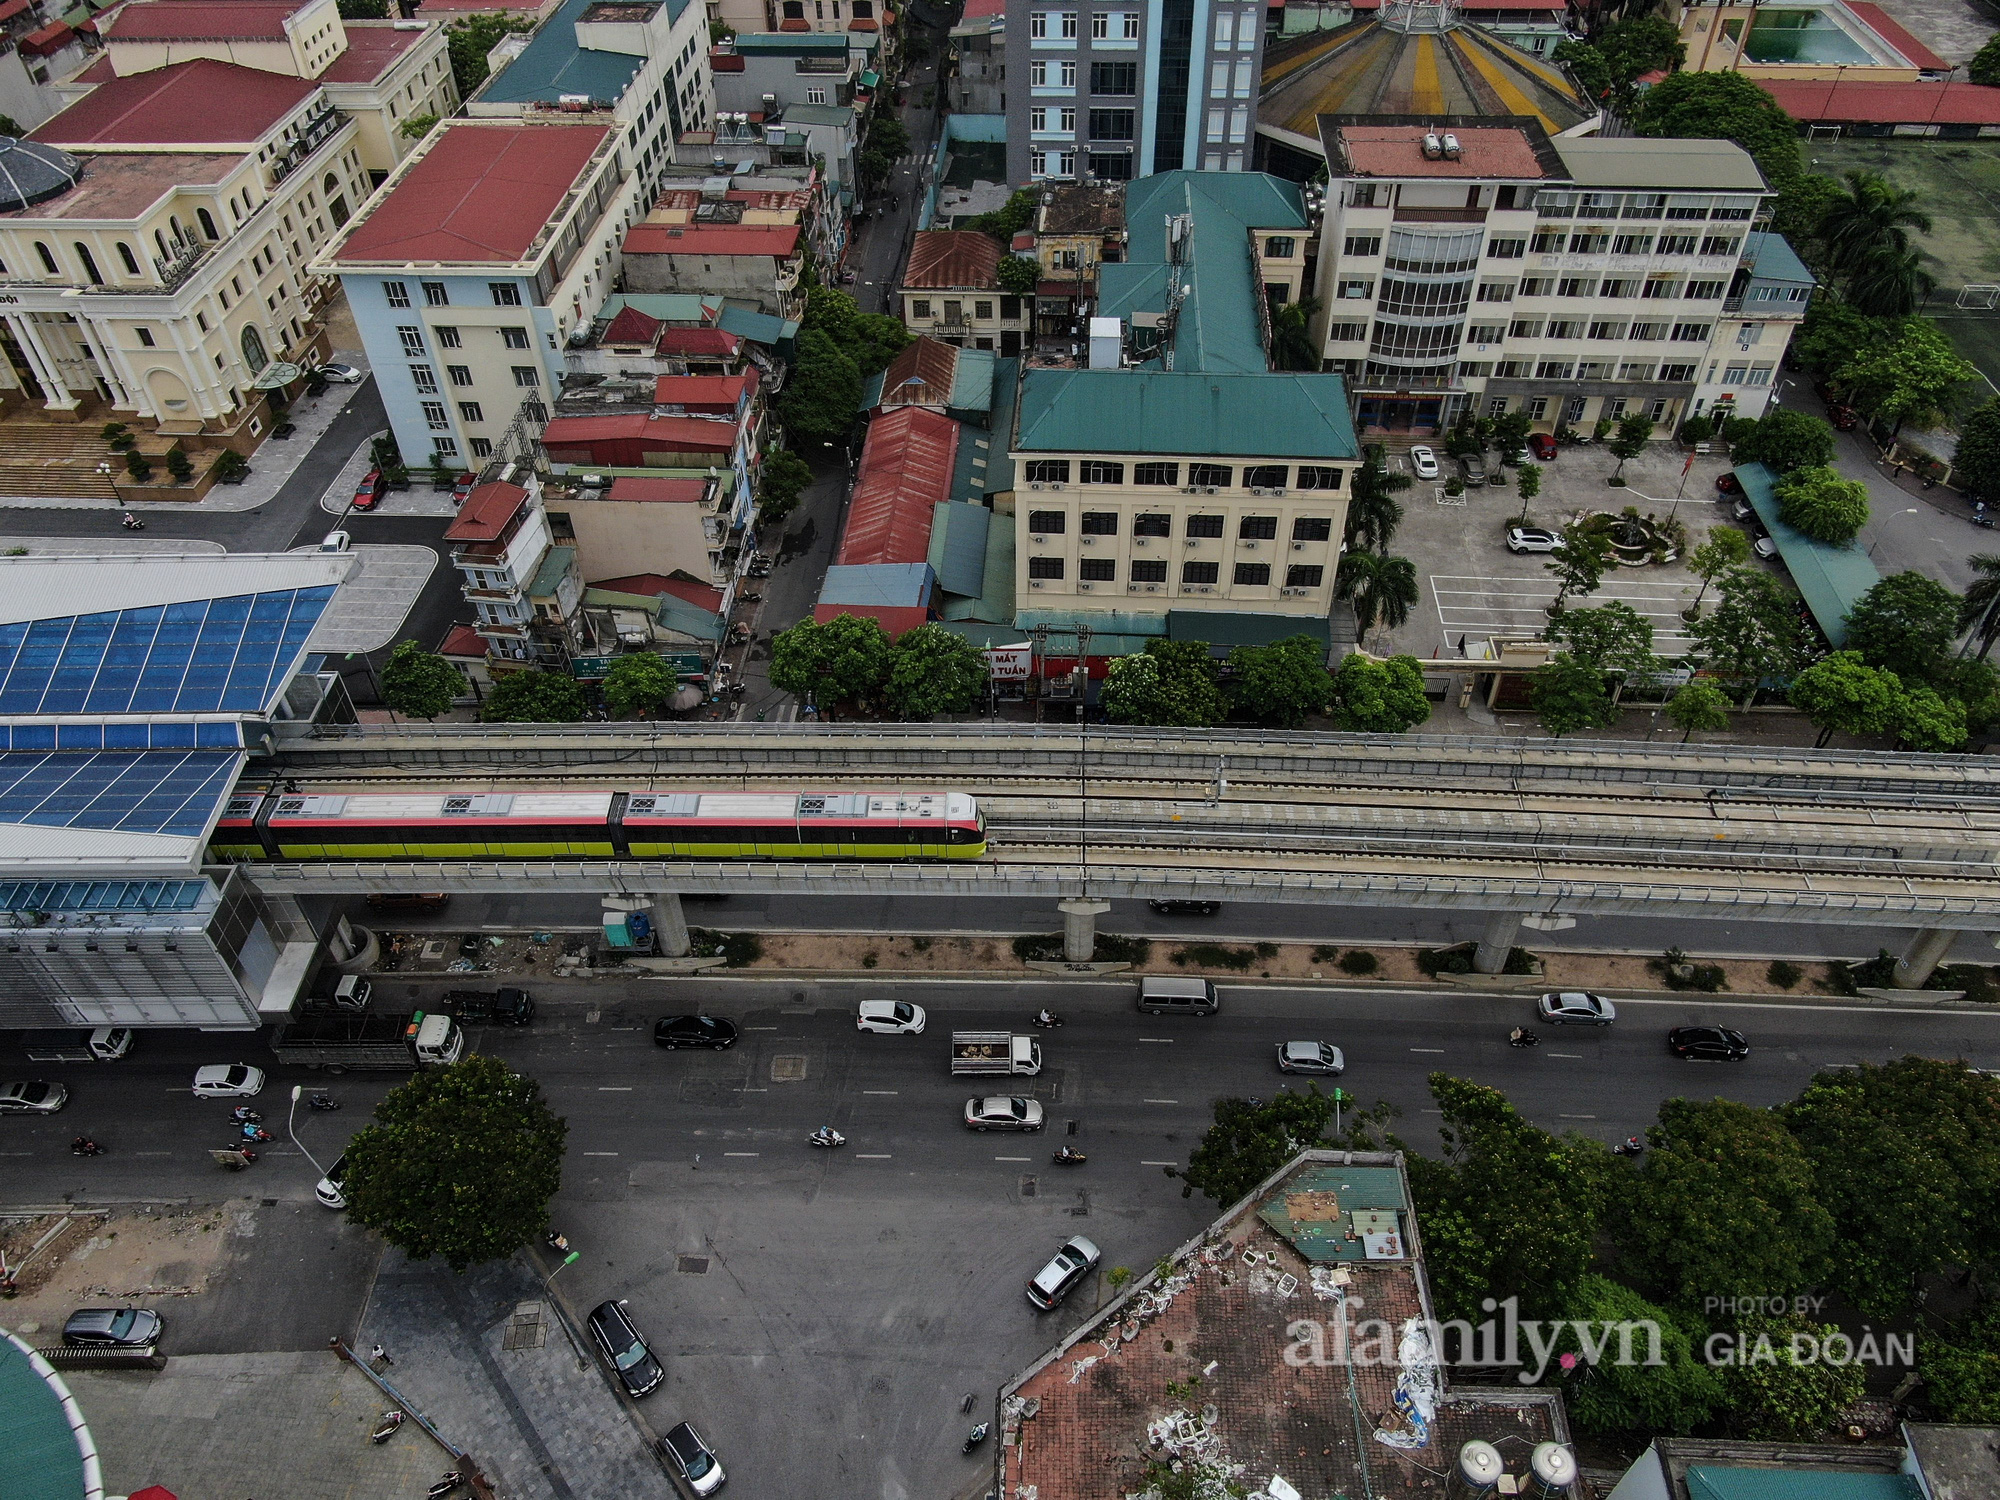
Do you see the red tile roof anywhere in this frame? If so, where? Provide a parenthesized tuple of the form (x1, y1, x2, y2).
(1846, 2, 1948, 71)
(603, 476, 709, 502)
(903, 229, 1003, 289)
(439, 624, 487, 657)
(442, 481, 528, 542)
(811, 603, 930, 636)
(960, 0, 1002, 18)
(1759, 77, 2000, 124)
(0, 0, 35, 24)
(655, 326, 741, 357)
(102, 0, 295, 40)
(622, 222, 801, 258)
(599, 304, 662, 345)
(319, 21, 429, 83)
(651, 370, 757, 411)
(18, 19, 70, 54)
(837, 406, 956, 566)
(34, 57, 315, 144)
(336, 122, 611, 264)
(593, 572, 725, 612)
(540, 412, 736, 450)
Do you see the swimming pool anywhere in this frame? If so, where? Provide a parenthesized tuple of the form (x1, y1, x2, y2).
(1742, 8, 1878, 66)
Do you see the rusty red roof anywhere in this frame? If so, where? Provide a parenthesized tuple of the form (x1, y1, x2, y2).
(651, 370, 757, 411)
(903, 229, 1003, 289)
(320, 21, 429, 82)
(594, 572, 725, 612)
(837, 406, 957, 567)
(600, 304, 662, 345)
(336, 122, 611, 265)
(541, 412, 736, 449)
(1759, 76, 2000, 124)
(622, 222, 801, 258)
(656, 326, 742, 357)
(811, 603, 931, 636)
(442, 481, 528, 542)
(102, 0, 296, 40)
(18, 18, 70, 53)
(439, 624, 487, 657)
(34, 57, 314, 143)
(872, 337, 958, 410)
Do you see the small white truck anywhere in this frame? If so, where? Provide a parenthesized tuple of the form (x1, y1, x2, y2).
(949, 1031, 1042, 1076)
(23, 1027, 134, 1064)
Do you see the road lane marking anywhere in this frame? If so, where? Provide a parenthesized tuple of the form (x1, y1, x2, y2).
(581, 1151, 618, 1156)
(598, 1086, 633, 1091)
(747, 1026, 778, 1030)
(856, 1153, 892, 1159)
(738, 1087, 768, 1092)
(1558, 1114, 1596, 1120)
(995, 1156, 1030, 1162)
(1547, 1053, 1583, 1059)
(1144, 1098, 1179, 1104)
(724, 1151, 760, 1157)
(134, 1150, 171, 1156)
(1410, 1048, 1445, 1054)
(1141, 1160, 1178, 1166)
(1138, 1038, 1173, 1043)
(862, 1090, 899, 1095)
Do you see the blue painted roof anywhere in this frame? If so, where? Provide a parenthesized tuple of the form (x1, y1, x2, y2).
(476, 0, 653, 107)
(0, 748, 243, 837)
(1743, 232, 1816, 288)
(818, 562, 933, 606)
(1685, 1468, 1920, 1500)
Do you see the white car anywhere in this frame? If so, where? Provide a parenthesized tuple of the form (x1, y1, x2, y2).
(659, 1421, 725, 1495)
(1536, 991, 1616, 1026)
(316, 362, 364, 384)
(1409, 446, 1440, 479)
(1507, 526, 1560, 554)
(192, 1063, 266, 1098)
(1026, 1234, 1102, 1310)
(319, 530, 351, 553)
(856, 1000, 926, 1035)
(1276, 1041, 1345, 1075)
(964, 1095, 1045, 1132)
(1752, 534, 1779, 559)
(315, 1153, 349, 1210)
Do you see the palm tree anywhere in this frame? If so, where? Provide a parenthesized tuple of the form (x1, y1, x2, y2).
(1270, 296, 1323, 372)
(1820, 170, 1932, 278)
(1343, 452, 1411, 554)
(1844, 242, 1936, 319)
(1958, 554, 2000, 660)
(1336, 550, 1419, 642)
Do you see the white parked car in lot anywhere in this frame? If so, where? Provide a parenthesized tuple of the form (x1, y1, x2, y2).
(856, 1000, 926, 1035)
(1409, 446, 1441, 480)
(1506, 526, 1560, 554)
(192, 1063, 265, 1098)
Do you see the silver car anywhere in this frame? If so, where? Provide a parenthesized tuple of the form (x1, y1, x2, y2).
(963, 1095, 1045, 1132)
(659, 1421, 725, 1494)
(192, 1064, 265, 1098)
(1537, 991, 1616, 1025)
(0, 1080, 67, 1114)
(1026, 1234, 1102, 1310)
(1276, 1041, 1345, 1075)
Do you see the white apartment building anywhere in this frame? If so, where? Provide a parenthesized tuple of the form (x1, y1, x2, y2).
(1312, 117, 1815, 438)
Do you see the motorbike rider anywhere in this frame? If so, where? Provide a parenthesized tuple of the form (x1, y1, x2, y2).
(1036, 1008, 1058, 1026)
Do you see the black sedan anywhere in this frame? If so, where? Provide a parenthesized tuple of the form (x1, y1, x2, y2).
(586, 1299, 664, 1397)
(1149, 899, 1220, 916)
(1669, 1026, 1750, 1060)
(64, 1308, 163, 1348)
(654, 1015, 739, 1050)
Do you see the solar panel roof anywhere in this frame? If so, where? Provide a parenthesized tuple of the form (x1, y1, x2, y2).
(0, 878, 212, 914)
(0, 586, 336, 716)
(0, 749, 243, 837)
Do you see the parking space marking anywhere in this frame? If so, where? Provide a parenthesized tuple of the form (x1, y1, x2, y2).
(1430, 573, 1697, 655)
(134, 1150, 172, 1156)
(1559, 1114, 1597, 1119)
(747, 1026, 778, 1030)
(1138, 1038, 1174, 1043)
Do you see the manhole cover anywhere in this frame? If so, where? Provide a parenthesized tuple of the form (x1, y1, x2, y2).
(677, 1255, 711, 1275)
(503, 1311, 546, 1350)
(1019, 1175, 1038, 1199)
(771, 1055, 807, 1082)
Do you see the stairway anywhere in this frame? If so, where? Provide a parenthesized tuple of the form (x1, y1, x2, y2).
(0, 418, 133, 499)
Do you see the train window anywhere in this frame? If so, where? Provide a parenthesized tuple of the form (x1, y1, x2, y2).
(799, 797, 828, 814)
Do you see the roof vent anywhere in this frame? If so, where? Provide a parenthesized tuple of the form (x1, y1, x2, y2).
(1421, 131, 1444, 160)
(1441, 132, 1462, 158)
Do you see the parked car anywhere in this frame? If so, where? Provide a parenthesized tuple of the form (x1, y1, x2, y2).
(1276, 1041, 1345, 1075)
(1459, 453, 1487, 485)
(1752, 534, 1779, 560)
(1408, 446, 1440, 480)
(63, 1308, 163, 1348)
(654, 1015, 739, 1050)
(0, 1080, 67, 1114)
(856, 1000, 926, 1035)
(1715, 472, 1743, 496)
(964, 1095, 1045, 1132)
(1501, 446, 1529, 467)
(446, 989, 494, 1024)
(317, 362, 364, 384)
(586, 1299, 664, 1398)
(1536, 992, 1616, 1026)
(270, 421, 296, 439)
(1668, 1025, 1751, 1060)
(315, 1153, 350, 1210)
(1148, 899, 1220, 916)
(1731, 499, 1755, 522)
(366, 892, 451, 913)
(1528, 432, 1558, 461)
(192, 1063, 265, 1098)
(451, 472, 477, 506)
(1827, 403, 1859, 431)
(351, 469, 387, 511)
(319, 530, 351, 553)
(1026, 1234, 1102, 1310)
(1507, 526, 1561, 554)
(659, 1422, 726, 1495)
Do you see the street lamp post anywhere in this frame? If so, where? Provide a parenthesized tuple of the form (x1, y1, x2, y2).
(287, 1085, 328, 1180)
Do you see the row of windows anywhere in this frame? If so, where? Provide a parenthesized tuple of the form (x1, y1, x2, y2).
(1020, 460, 1343, 490)
(1029, 150, 1146, 179)
(421, 400, 487, 428)
(1488, 394, 1673, 424)
(1449, 358, 1703, 383)
(1527, 231, 1741, 258)
(1028, 9, 1142, 37)
(1026, 510, 1335, 540)
(1533, 192, 1756, 222)
(1028, 59, 1137, 91)
(1028, 106, 1137, 138)
(907, 296, 1022, 320)
(410, 361, 539, 392)
(1501, 318, 1715, 341)
(1028, 558, 1324, 586)
(397, 325, 532, 354)
(385, 279, 523, 309)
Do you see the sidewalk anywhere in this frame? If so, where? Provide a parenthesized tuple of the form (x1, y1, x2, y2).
(355, 1249, 671, 1500)
(318, 430, 461, 520)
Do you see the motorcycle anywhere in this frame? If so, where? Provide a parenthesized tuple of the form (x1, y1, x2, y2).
(1052, 1147, 1087, 1166)
(215, 1144, 257, 1169)
(70, 1136, 103, 1157)
(1507, 1028, 1540, 1049)
(230, 1106, 262, 1123)
(1612, 1136, 1645, 1158)
(809, 1127, 846, 1148)
(1031, 1011, 1065, 1029)
(427, 1473, 465, 1500)
(239, 1124, 273, 1143)
(1975, 513, 1996, 530)
(120, 513, 144, 530)
(962, 1422, 990, 1454)
(307, 1092, 341, 1111)
(371, 1410, 405, 1445)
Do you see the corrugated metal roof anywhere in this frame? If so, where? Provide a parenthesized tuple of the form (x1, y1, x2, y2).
(528, 545, 574, 598)
(839, 406, 958, 565)
(811, 603, 931, 636)
(1758, 77, 2000, 125)
(903, 229, 1003, 289)
(927, 501, 990, 597)
(867, 336, 959, 411)
(623, 222, 801, 257)
(443, 481, 529, 542)
(950, 347, 996, 414)
(1167, 610, 1331, 649)
(717, 304, 799, 349)
(817, 562, 933, 606)
(1016, 370, 1359, 458)
(1684, 1468, 1921, 1500)
(1554, 137, 1766, 192)
(474, 0, 653, 106)
(940, 510, 1015, 625)
(1736, 461, 1878, 652)
(1744, 231, 1815, 287)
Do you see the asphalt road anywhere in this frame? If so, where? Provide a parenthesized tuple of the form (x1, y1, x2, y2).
(11, 977, 2000, 1496)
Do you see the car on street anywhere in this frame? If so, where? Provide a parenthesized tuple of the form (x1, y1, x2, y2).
(64, 1308, 163, 1348)
(316, 1153, 350, 1209)
(319, 531, 351, 553)
(192, 1064, 264, 1098)
(856, 1000, 926, 1034)
(351, 469, 387, 511)
(1528, 432, 1558, 461)
(1715, 472, 1743, 495)
(659, 1422, 726, 1494)
(1148, 899, 1220, 916)
(1408, 446, 1440, 479)
(316, 362, 364, 384)
(447, 986, 535, 1025)
(964, 1095, 1045, 1132)
(587, 1299, 664, 1397)
(1507, 526, 1560, 554)
(0, 1080, 67, 1114)
(1669, 1025, 1750, 1060)
(1026, 1234, 1102, 1310)
(654, 1014, 739, 1049)
(1752, 534, 1779, 560)
(366, 892, 450, 913)
(1537, 991, 1616, 1025)
(1459, 453, 1487, 485)
(1276, 1040, 1345, 1075)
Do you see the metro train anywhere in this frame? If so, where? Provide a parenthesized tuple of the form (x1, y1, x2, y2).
(211, 787, 987, 862)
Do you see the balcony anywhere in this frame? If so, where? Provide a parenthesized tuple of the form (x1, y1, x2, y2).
(1394, 207, 1486, 224)
(463, 585, 522, 602)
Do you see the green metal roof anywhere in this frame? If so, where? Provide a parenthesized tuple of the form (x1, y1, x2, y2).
(1167, 610, 1331, 649)
(528, 545, 575, 599)
(716, 303, 800, 355)
(928, 500, 990, 597)
(597, 292, 724, 325)
(949, 346, 996, 416)
(730, 30, 850, 52)
(1014, 609, 1166, 650)
(583, 587, 722, 641)
(1736, 461, 1878, 650)
(978, 356, 1017, 490)
(1016, 369, 1359, 458)
(940, 509, 1015, 624)
(0, 1333, 90, 1500)
(476, 0, 654, 107)
(1743, 231, 1816, 288)
(1685, 1468, 1921, 1500)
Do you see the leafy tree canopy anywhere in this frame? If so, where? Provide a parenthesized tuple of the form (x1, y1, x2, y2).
(1554, 1275, 1724, 1439)
(345, 1054, 567, 1273)
(1974, 29, 2000, 87)
(1546, 524, 1612, 610)
(1689, 526, 1752, 586)
(1533, 652, 1620, 736)
(1775, 464, 1870, 544)
(1227, 635, 1334, 727)
(996, 255, 1039, 295)
(480, 670, 585, 723)
(776, 328, 863, 445)
(1545, 600, 1657, 676)
(1844, 570, 1963, 684)
(1326, 653, 1431, 734)
(1919, 1299, 2000, 1422)
(768, 612, 893, 708)
(757, 448, 814, 524)
(1787, 650, 1901, 745)
(1553, 15, 1684, 110)
(1732, 408, 1836, 477)
(446, 13, 533, 97)
(963, 188, 1038, 244)
(601, 652, 675, 719)
(1633, 70, 1803, 188)
(1172, 1088, 1341, 1205)
(379, 639, 461, 721)
(1690, 566, 1810, 684)
(1953, 399, 2000, 504)
(1838, 318, 1978, 438)
(1719, 1314, 1866, 1442)
(1101, 639, 1227, 727)
(884, 623, 986, 718)
(1791, 299, 1895, 384)
(1895, 680, 1969, 751)
(1665, 676, 1734, 740)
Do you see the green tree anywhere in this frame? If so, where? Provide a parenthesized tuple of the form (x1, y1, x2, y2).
(1534, 652, 1619, 736)
(1790, 299, 1895, 383)
(1781, 1058, 2000, 1319)
(344, 1054, 567, 1273)
(1690, 566, 1810, 693)
(1343, 448, 1410, 553)
(1664, 676, 1733, 741)
(1732, 408, 1836, 477)
(756, 448, 814, 524)
(1326, 653, 1431, 733)
(767, 613, 893, 709)
(379, 639, 462, 721)
(1513, 460, 1541, 522)
(962, 187, 1038, 244)
(1633, 70, 1803, 189)
(1844, 570, 1962, 684)
(601, 653, 675, 719)
(1101, 639, 1227, 727)
(776, 329, 863, 445)
(1169, 1088, 1341, 1205)
(1820, 170, 1932, 281)
(1687, 526, 1752, 612)
(1720, 1314, 1866, 1442)
(1227, 634, 1333, 726)
(1895, 680, 1968, 751)
(1838, 319, 1976, 440)
(1957, 553, 2000, 660)
(1607, 412, 1653, 478)
(1545, 524, 1612, 612)
(1493, 409, 1533, 456)
(1774, 465, 1870, 545)
(1270, 296, 1323, 372)
(1845, 242, 1936, 319)
(1919, 1300, 2000, 1422)
(996, 254, 1039, 296)
(1335, 550, 1419, 640)
(1616, 1098, 1833, 1310)
(1974, 30, 2000, 86)
(1957, 401, 2000, 506)
(398, 112, 440, 141)
(1771, 170, 1847, 268)
(1553, 14, 1683, 111)
(858, 116, 911, 185)
(480, 670, 585, 723)
(1554, 1276, 1724, 1439)
(1787, 650, 1901, 746)
(447, 13, 533, 97)
(884, 623, 986, 718)
(337, 0, 388, 15)
(801, 286, 909, 374)
(1545, 600, 1656, 676)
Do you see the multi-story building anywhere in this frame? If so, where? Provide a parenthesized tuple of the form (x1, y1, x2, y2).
(946, 0, 1005, 116)
(707, 30, 873, 115)
(1004, 0, 1267, 184)
(899, 230, 1028, 354)
(1310, 116, 1813, 436)
(707, 0, 892, 59)
(1011, 171, 1355, 635)
(1022, 180, 1124, 351)
(317, 119, 631, 469)
(622, 216, 803, 315)
(444, 467, 593, 670)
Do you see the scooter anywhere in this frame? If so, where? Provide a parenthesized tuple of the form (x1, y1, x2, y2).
(239, 1124, 273, 1144)
(962, 1422, 990, 1453)
(427, 1473, 465, 1500)
(1052, 1146, 1087, 1166)
(1031, 1011, 1065, 1029)
(808, 1127, 846, 1148)
(70, 1136, 103, 1157)
(307, 1092, 341, 1111)
(1507, 1028, 1539, 1049)
(216, 1144, 257, 1169)
(120, 513, 144, 530)
(545, 1229, 570, 1253)
(1612, 1136, 1644, 1158)
(371, 1410, 405, 1444)
(230, 1106, 262, 1123)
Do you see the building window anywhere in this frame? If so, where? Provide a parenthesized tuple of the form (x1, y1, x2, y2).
(1185, 513, 1225, 536)
(1243, 465, 1286, 489)
(975, 300, 993, 319)
(1486, 396, 1508, 417)
(1536, 359, 1574, 380)
(502, 327, 531, 349)
(1133, 465, 1178, 488)
(411, 364, 439, 392)
(1238, 515, 1277, 539)
(490, 283, 523, 306)
(1477, 281, 1514, 303)
(1059, 107, 1076, 131)
(384, 280, 410, 307)
(1092, 60, 1136, 93)
(1234, 562, 1271, 585)
(1080, 509, 1118, 531)
(459, 401, 484, 422)
(1520, 277, 1555, 297)
(137, 328, 156, 347)
(1089, 108, 1135, 140)
(1131, 559, 1168, 582)
(512, 366, 540, 386)
(436, 326, 462, 348)
(1487, 238, 1525, 259)
(1686, 280, 1725, 301)
(1133, 512, 1172, 535)
(1285, 565, 1324, 588)
(1025, 460, 1070, 484)
(1613, 234, 1653, 256)
(116, 242, 139, 275)
(422, 400, 450, 429)
(1030, 10, 1047, 36)
(912, 298, 933, 318)
(1079, 462, 1124, 486)
(1182, 560, 1219, 584)
(1671, 323, 1710, 342)
(470, 437, 493, 458)
(1189, 463, 1231, 488)
(448, 364, 473, 386)
(1088, 153, 1134, 181)
(1547, 319, 1582, 339)
(1060, 58, 1076, 85)
(1080, 557, 1116, 580)
(1213, 10, 1232, 41)
(432, 436, 459, 455)
(423, 281, 449, 306)
(241, 325, 267, 372)
(1292, 515, 1334, 541)
(1228, 106, 1247, 142)
(1556, 277, 1596, 298)
(1526, 397, 1548, 421)
(396, 326, 424, 355)
(1660, 362, 1699, 381)
(1092, 9, 1108, 35)
(1028, 556, 1065, 579)
(1060, 10, 1077, 35)
(1028, 508, 1068, 532)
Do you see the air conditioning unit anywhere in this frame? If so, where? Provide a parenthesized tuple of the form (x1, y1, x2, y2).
(1250, 487, 1268, 496)
(1031, 534, 1047, 544)
(1049, 482, 1066, 490)
(1192, 584, 1213, 593)
(1030, 481, 1045, 491)
(1185, 539, 1200, 548)
(1080, 535, 1095, 545)
(1204, 486, 1219, 494)
(1241, 541, 1258, 550)
(1292, 542, 1307, 551)
(1030, 579, 1045, 588)
(1144, 583, 1160, 592)
(1182, 485, 1199, 493)
(1281, 587, 1302, 596)
(1271, 487, 1287, 496)
(1078, 581, 1093, 591)
(1134, 537, 1149, 547)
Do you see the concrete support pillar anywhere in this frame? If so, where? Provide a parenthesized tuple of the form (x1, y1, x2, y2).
(1893, 926, 1956, 989)
(1058, 899, 1110, 963)
(327, 912, 359, 963)
(1473, 911, 1523, 975)
(649, 892, 690, 959)
(8, 313, 74, 411)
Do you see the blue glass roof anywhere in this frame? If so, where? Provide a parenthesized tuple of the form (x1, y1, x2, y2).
(0, 879, 212, 913)
(0, 749, 242, 837)
(0, 586, 335, 717)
